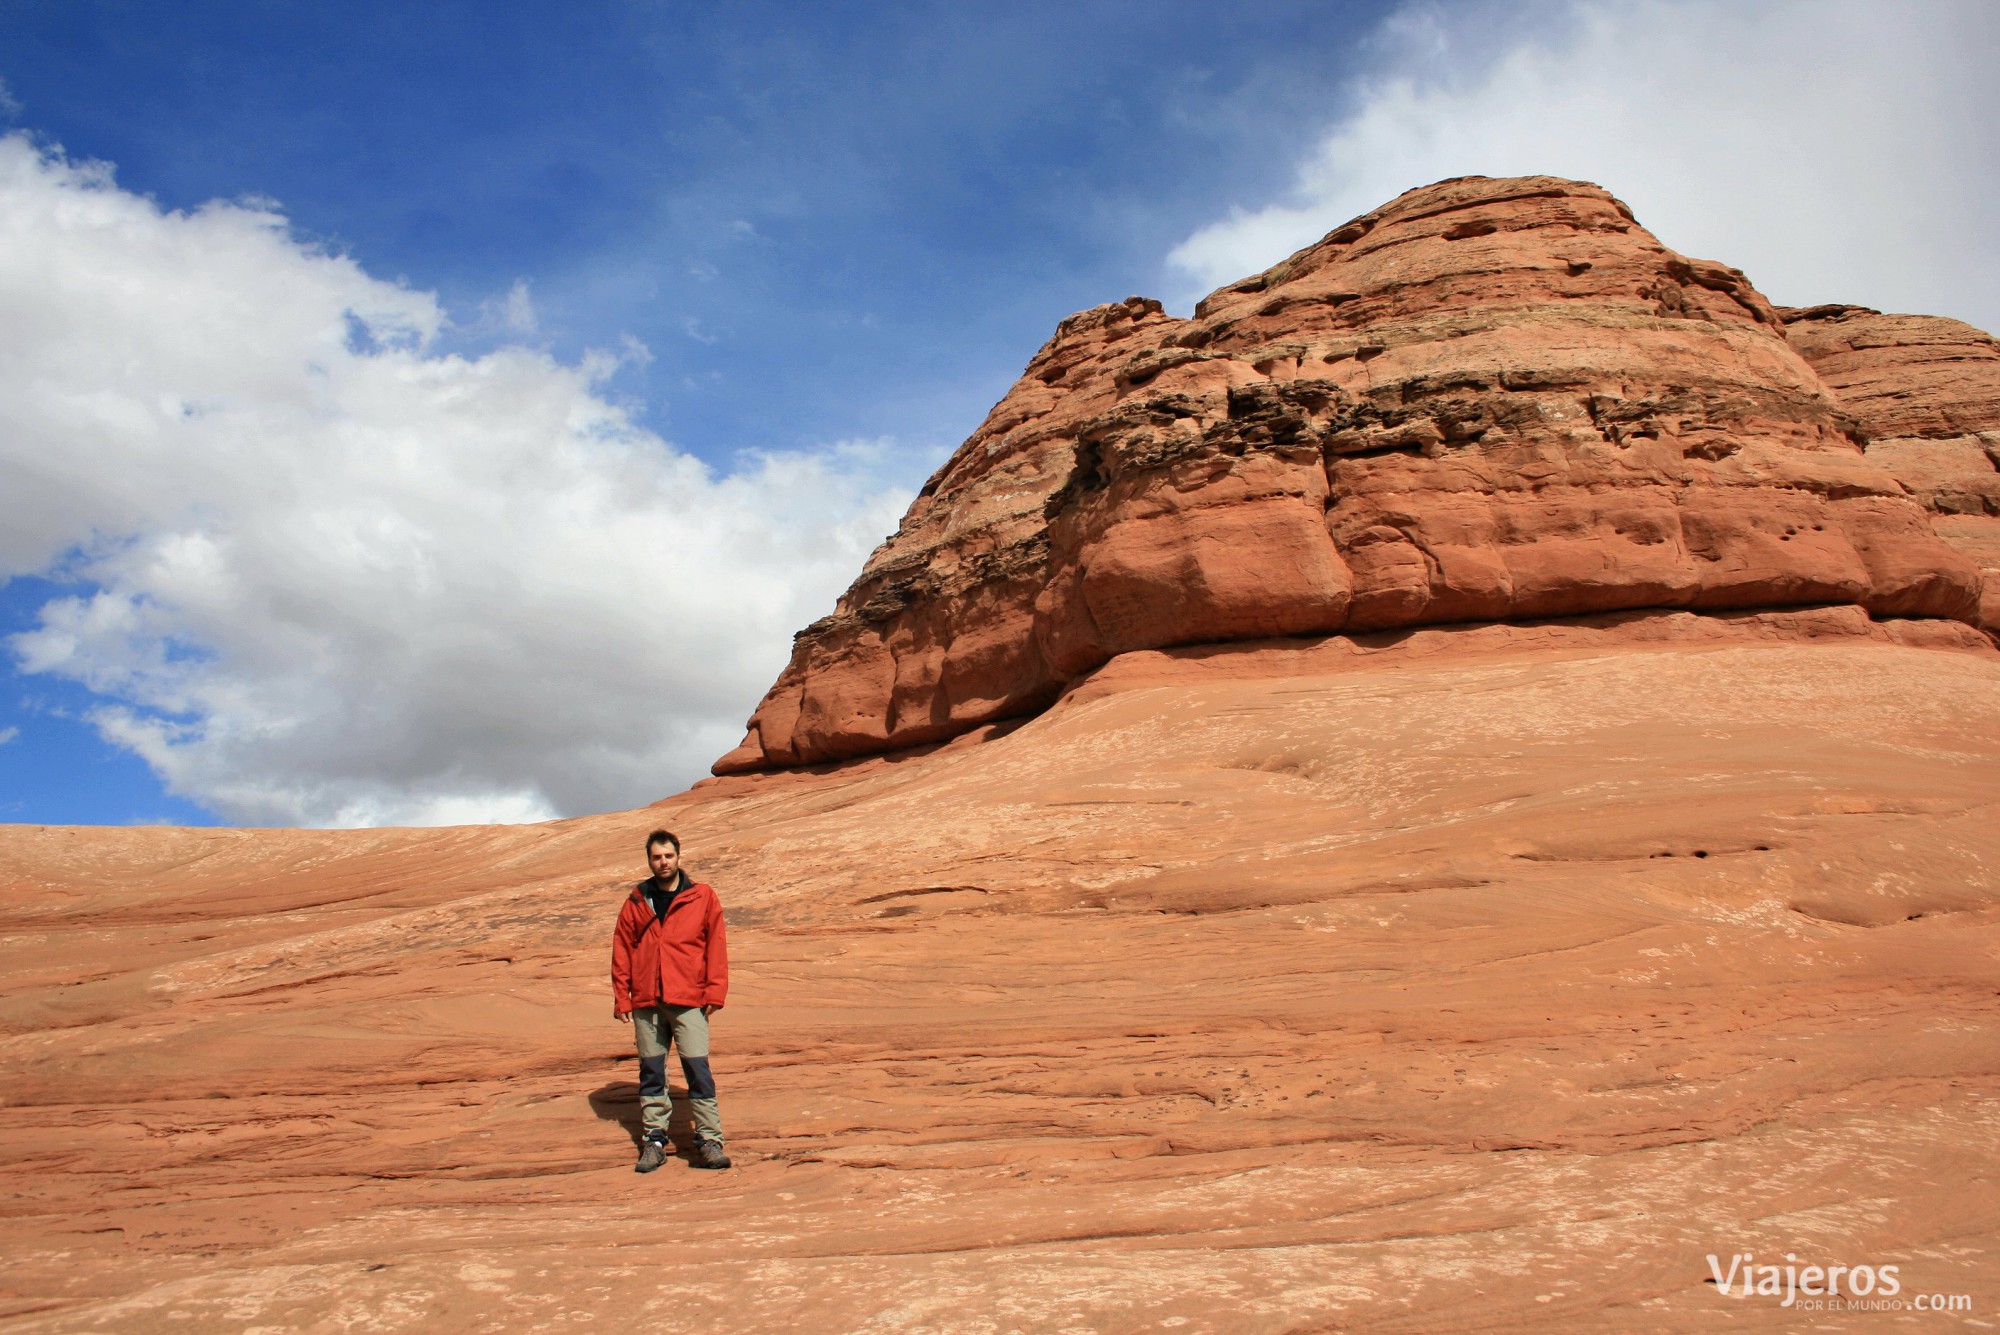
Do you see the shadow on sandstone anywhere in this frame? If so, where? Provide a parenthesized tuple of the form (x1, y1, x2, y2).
(588, 1080, 697, 1156)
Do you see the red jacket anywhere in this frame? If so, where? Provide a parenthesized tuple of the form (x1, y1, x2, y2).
(611, 875, 728, 1013)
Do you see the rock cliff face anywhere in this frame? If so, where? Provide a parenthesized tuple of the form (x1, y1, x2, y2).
(717, 175, 1986, 773)
(1781, 304, 2000, 633)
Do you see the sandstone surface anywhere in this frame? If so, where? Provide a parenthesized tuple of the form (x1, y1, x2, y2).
(719, 176, 1984, 774)
(1782, 304, 2000, 637)
(2, 619, 1999, 1331)
(6, 174, 2000, 1332)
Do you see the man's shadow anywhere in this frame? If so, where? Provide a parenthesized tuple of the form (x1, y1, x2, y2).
(588, 1082, 698, 1162)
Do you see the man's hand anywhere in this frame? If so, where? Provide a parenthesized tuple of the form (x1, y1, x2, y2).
(702, 1004, 718, 1019)
(614, 1009, 630, 1023)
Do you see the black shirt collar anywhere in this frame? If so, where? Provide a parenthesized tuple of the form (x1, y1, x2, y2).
(644, 869, 687, 916)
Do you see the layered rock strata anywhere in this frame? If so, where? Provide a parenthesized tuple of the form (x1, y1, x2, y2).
(717, 175, 1984, 773)
(1782, 304, 2000, 635)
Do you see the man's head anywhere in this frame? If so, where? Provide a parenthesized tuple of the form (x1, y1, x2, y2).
(646, 829, 681, 882)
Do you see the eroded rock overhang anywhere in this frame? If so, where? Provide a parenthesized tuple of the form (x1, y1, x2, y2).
(715, 175, 1996, 775)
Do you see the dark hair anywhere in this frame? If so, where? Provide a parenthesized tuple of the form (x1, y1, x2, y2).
(645, 828, 680, 854)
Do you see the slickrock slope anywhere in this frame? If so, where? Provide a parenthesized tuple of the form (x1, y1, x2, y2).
(718, 175, 1983, 773)
(1782, 304, 2000, 636)
(2, 621, 1998, 1331)
(5, 176, 2000, 1332)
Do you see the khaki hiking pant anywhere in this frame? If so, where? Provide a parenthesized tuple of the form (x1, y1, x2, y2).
(632, 1004, 723, 1144)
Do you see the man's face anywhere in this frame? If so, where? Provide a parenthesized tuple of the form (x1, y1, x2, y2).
(648, 841, 680, 881)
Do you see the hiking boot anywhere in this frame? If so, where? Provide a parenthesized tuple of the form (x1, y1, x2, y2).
(692, 1138, 731, 1170)
(635, 1136, 670, 1174)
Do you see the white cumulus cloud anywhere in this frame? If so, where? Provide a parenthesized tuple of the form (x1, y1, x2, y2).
(0, 134, 911, 827)
(476, 278, 538, 336)
(1168, 0, 2000, 334)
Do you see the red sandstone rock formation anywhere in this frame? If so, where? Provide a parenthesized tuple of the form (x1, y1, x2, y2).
(5, 623, 1999, 1329)
(7, 176, 2000, 1331)
(1782, 304, 2000, 635)
(717, 176, 1984, 774)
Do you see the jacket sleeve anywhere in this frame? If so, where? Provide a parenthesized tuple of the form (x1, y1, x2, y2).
(703, 891, 729, 1009)
(610, 898, 636, 1013)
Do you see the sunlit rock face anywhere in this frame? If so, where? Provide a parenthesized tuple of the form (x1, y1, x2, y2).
(718, 175, 1984, 774)
(1781, 303, 2000, 636)
(6, 619, 2000, 1330)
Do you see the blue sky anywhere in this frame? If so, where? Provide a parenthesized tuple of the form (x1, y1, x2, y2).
(1, 1, 1402, 460)
(1, 0, 1993, 828)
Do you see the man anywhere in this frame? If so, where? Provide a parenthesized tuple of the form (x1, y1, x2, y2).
(611, 828, 731, 1172)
